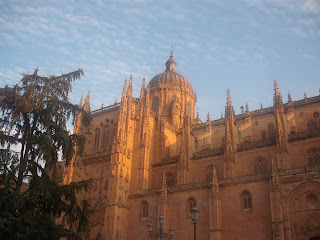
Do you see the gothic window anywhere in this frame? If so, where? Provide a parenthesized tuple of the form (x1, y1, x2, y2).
(307, 120, 317, 131)
(313, 112, 319, 119)
(141, 201, 148, 219)
(94, 129, 100, 148)
(102, 129, 110, 146)
(268, 123, 275, 141)
(152, 97, 160, 113)
(186, 197, 196, 217)
(261, 131, 267, 141)
(254, 158, 267, 174)
(206, 165, 214, 184)
(241, 191, 252, 211)
(165, 172, 175, 187)
(308, 149, 320, 167)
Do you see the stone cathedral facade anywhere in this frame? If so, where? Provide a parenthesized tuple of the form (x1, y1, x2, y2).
(61, 52, 320, 240)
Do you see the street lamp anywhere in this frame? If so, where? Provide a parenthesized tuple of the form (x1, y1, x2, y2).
(191, 207, 199, 240)
(148, 215, 174, 239)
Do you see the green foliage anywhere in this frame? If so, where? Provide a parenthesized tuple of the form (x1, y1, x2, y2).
(0, 69, 93, 240)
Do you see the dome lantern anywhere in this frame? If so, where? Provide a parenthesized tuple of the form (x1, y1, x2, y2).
(165, 50, 176, 72)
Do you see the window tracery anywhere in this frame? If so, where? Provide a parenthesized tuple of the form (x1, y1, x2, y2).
(206, 165, 214, 184)
(308, 149, 320, 167)
(268, 123, 275, 141)
(307, 120, 317, 131)
(254, 158, 267, 174)
(141, 201, 148, 218)
(102, 129, 110, 146)
(241, 191, 252, 211)
(165, 172, 175, 187)
(94, 128, 100, 148)
(186, 197, 196, 217)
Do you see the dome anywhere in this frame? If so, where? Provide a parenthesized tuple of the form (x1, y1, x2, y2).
(149, 51, 193, 91)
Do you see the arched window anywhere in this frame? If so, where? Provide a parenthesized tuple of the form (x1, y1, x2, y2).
(165, 172, 175, 187)
(268, 123, 275, 141)
(102, 129, 110, 146)
(206, 165, 214, 184)
(254, 158, 267, 174)
(261, 131, 267, 141)
(152, 97, 160, 113)
(141, 201, 148, 219)
(186, 197, 196, 217)
(241, 191, 252, 211)
(94, 129, 100, 148)
(307, 120, 317, 131)
(308, 149, 320, 167)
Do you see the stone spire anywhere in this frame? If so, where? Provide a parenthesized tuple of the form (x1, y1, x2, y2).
(273, 80, 283, 108)
(83, 91, 90, 112)
(165, 49, 176, 72)
(245, 102, 251, 121)
(139, 77, 145, 100)
(288, 91, 292, 102)
(122, 78, 127, 100)
(273, 81, 288, 154)
(224, 89, 235, 177)
(227, 89, 232, 107)
(127, 75, 133, 98)
(79, 95, 83, 108)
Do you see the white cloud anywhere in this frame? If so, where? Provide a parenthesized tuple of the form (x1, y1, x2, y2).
(302, 0, 320, 13)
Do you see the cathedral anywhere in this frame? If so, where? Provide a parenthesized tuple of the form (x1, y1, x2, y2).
(60, 52, 320, 240)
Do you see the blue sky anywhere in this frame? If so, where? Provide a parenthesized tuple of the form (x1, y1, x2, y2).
(1, 0, 319, 121)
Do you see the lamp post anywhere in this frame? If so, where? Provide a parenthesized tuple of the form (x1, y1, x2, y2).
(148, 215, 174, 240)
(191, 207, 199, 240)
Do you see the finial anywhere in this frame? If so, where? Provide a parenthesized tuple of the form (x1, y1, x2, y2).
(33, 67, 38, 76)
(115, 98, 117, 104)
(288, 91, 292, 102)
(101, 102, 104, 109)
(245, 102, 249, 113)
(84, 91, 91, 112)
(207, 112, 210, 122)
(227, 89, 231, 106)
(165, 48, 176, 72)
(221, 112, 223, 119)
(196, 107, 199, 118)
(274, 80, 279, 96)
(261, 103, 263, 110)
(304, 92, 307, 99)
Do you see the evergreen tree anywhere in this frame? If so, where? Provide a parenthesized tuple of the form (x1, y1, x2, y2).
(0, 69, 93, 240)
